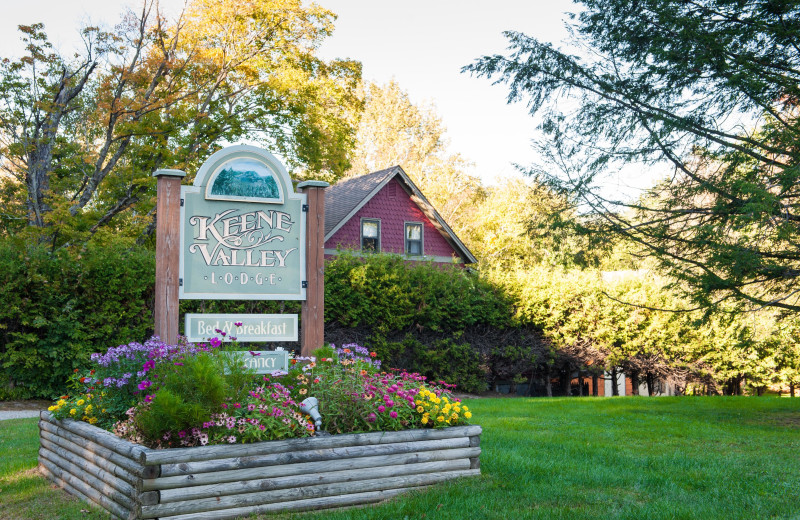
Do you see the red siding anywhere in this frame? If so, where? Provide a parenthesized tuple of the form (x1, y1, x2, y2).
(326, 178, 460, 261)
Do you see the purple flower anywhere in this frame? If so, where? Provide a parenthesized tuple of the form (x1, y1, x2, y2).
(367, 413, 376, 423)
(234, 322, 243, 327)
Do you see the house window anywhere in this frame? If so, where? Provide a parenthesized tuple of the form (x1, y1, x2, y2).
(405, 222, 423, 256)
(361, 219, 380, 252)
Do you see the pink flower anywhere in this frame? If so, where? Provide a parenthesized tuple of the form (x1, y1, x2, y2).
(378, 405, 385, 413)
(228, 435, 236, 443)
(367, 413, 376, 423)
(390, 411, 398, 419)
(234, 322, 243, 327)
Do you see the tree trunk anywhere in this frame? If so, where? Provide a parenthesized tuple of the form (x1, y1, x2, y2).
(577, 370, 584, 397)
(630, 371, 640, 396)
(545, 367, 553, 397)
(645, 372, 655, 396)
(561, 364, 572, 396)
(791, 383, 795, 398)
(611, 368, 619, 396)
(592, 374, 599, 396)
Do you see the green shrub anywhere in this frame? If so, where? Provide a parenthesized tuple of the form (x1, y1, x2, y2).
(0, 239, 155, 399)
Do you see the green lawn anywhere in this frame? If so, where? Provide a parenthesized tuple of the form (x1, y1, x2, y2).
(2, 397, 799, 520)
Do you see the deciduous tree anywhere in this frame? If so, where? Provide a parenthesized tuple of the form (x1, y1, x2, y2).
(0, 0, 361, 246)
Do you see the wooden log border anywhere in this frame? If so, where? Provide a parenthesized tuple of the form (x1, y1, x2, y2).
(38, 411, 482, 519)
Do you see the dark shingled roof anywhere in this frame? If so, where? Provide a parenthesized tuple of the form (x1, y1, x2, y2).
(323, 166, 477, 264)
(323, 167, 397, 237)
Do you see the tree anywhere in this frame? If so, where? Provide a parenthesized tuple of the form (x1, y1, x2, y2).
(346, 80, 482, 226)
(460, 177, 605, 269)
(465, 0, 800, 311)
(0, 0, 361, 246)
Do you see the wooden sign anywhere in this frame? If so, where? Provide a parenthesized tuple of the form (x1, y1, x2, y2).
(227, 350, 290, 374)
(179, 145, 306, 300)
(184, 313, 298, 343)
(154, 145, 328, 355)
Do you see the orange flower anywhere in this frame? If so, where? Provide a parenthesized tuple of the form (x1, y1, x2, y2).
(360, 370, 368, 376)
(343, 348, 351, 354)
(369, 352, 377, 358)
(291, 359, 297, 365)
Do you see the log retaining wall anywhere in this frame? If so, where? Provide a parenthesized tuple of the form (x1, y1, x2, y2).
(38, 412, 481, 519)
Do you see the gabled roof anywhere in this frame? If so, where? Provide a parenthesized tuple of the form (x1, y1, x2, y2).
(324, 166, 478, 264)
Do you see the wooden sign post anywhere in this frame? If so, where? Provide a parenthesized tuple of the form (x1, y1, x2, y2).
(297, 181, 328, 357)
(153, 169, 186, 344)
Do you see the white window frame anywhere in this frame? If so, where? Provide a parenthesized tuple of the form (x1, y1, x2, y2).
(404, 221, 424, 256)
(360, 218, 381, 253)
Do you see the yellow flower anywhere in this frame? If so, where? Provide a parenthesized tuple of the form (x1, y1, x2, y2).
(69, 409, 77, 416)
(76, 399, 85, 406)
(415, 400, 422, 406)
(454, 407, 461, 413)
(443, 397, 449, 404)
(47, 405, 56, 412)
(463, 405, 469, 411)
(85, 404, 93, 414)
(437, 415, 444, 423)
(416, 406, 424, 413)
(57, 399, 66, 406)
(88, 417, 98, 425)
(102, 409, 107, 413)
(464, 411, 472, 419)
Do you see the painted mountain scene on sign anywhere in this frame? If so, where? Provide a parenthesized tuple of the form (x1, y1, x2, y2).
(210, 158, 280, 199)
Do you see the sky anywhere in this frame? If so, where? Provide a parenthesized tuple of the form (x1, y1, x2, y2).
(1, 1, 656, 192)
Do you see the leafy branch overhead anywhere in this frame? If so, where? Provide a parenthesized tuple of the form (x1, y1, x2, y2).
(0, 0, 362, 246)
(465, 0, 800, 311)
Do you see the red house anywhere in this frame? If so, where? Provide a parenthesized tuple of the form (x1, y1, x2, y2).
(323, 166, 477, 265)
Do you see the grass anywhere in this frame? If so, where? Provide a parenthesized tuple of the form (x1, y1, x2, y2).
(2, 397, 799, 519)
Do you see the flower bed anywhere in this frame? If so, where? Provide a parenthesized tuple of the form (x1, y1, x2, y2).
(39, 337, 481, 517)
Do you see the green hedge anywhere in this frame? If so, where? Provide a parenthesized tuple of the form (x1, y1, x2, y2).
(0, 240, 155, 399)
(324, 252, 518, 392)
(0, 244, 524, 398)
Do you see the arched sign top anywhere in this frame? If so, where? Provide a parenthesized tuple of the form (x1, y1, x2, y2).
(193, 145, 294, 204)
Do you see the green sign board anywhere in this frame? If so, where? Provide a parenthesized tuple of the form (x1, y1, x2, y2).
(180, 145, 306, 300)
(184, 313, 297, 343)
